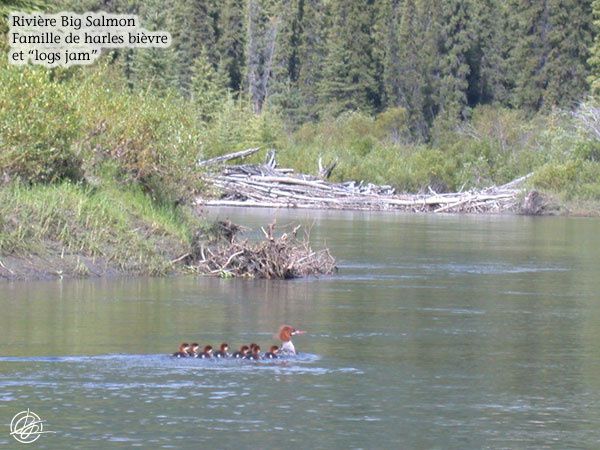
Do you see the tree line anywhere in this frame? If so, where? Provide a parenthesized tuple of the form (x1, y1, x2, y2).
(54, 0, 597, 139)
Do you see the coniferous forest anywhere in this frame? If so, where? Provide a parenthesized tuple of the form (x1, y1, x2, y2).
(56, 0, 597, 131)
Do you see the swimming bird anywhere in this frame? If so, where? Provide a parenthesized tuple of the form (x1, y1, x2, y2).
(232, 345, 250, 358)
(172, 342, 190, 358)
(263, 345, 279, 359)
(198, 345, 213, 359)
(188, 343, 200, 357)
(214, 342, 230, 358)
(278, 325, 306, 356)
(245, 344, 261, 360)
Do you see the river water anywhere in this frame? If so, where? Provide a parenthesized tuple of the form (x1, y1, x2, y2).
(1, 208, 599, 449)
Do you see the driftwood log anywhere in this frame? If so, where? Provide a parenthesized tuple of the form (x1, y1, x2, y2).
(197, 149, 533, 214)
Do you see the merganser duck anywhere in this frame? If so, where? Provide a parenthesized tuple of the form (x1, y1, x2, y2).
(278, 325, 306, 356)
(214, 342, 230, 358)
(263, 345, 279, 359)
(188, 343, 200, 357)
(232, 345, 249, 359)
(245, 344, 261, 360)
(199, 345, 213, 359)
(172, 342, 190, 358)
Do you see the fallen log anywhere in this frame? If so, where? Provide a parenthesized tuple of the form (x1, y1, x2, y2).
(198, 147, 261, 167)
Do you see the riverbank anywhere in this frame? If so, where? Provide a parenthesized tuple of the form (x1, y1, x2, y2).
(0, 182, 202, 281)
(0, 182, 336, 282)
(0, 180, 596, 282)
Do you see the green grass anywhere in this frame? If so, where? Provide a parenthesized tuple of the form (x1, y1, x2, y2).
(0, 182, 204, 275)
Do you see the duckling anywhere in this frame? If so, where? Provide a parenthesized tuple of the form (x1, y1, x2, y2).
(214, 342, 230, 358)
(263, 345, 279, 359)
(232, 345, 250, 358)
(172, 342, 190, 358)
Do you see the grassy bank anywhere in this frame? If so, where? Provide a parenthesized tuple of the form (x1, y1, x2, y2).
(0, 182, 204, 279)
(0, 60, 213, 279)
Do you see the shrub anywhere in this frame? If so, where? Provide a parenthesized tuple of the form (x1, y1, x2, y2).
(0, 62, 83, 183)
(532, 161, 581, 192)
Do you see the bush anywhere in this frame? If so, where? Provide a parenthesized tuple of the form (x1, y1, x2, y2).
(532, 161, 581, 192)
(573, 141, 600, 162)
(374, 107, 411, 143)
(199, 95, 285, 160)
(70, 63, 205, 204)
(0, 63, 83, 183)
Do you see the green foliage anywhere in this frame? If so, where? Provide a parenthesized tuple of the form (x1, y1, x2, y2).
(200, 96, 285, 158)
(0, 59, 204, 204)
(533, 161, 581, 192)
(13, 0, 593, 138)
(73, 64, 204, 204)
(319, 0, 380, 115)
(373, 107, 411, 143)
(510, 0, 593, 111)
(590, 0, 600, 97)
(0, 181, 201, 274)
(216, 0, 246, 92)
(2, 0, 600, 222)
(0, 63, 83, 183)
(574, 141, 600, 162)
(436, 0, 472, 121)
(191, 47, 227, 121)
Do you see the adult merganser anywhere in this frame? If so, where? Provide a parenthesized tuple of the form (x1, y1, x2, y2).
(188, 343, 200, 357)
(245, 344, 261, 360)
(214, 342, 230, 358)
(172, 342, 190, 358)
(263, 345, 279, 359)
(199, 345, 213, 359)
(232, 345, 249, 359)
(278, 325, 306, 356)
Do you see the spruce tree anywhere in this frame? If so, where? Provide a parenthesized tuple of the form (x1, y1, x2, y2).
(191, 47, 227, 121)
(130, 0, 179, 93)
(590, 0, 600, 97)
(510, 0, 592, 111)
(268, 0, 303, 121)
(397, 0, 427, 138)
(436, 0, 473, 121)
(543, 0, 592, 108)
(508, 0, 549, 111)
(377, 0, 403, 108)
(170, 0, 218, 96)
(216, 0, 246, 92)
(246, 0, 278, 113)
(416, 0, 443, 127)
(295, 0, 327, 122)
(468, 0, 511, 105)
(319, 0, 379, 115)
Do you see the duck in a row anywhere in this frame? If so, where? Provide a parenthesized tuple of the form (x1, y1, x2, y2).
(171, 325, 305, 359)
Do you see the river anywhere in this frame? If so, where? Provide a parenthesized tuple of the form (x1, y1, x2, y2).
(1, 208, 600, 448)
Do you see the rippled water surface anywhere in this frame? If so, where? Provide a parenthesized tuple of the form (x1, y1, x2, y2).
(1, 209, 600, 448)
